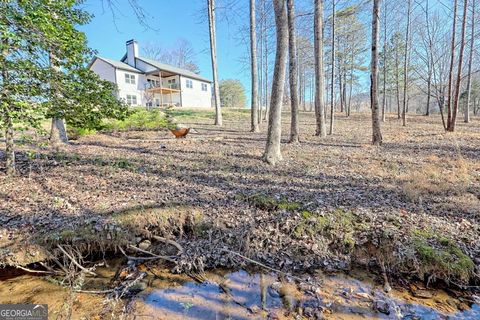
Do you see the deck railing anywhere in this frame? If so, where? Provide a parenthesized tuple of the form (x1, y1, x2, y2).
(145, 82, 179, 90)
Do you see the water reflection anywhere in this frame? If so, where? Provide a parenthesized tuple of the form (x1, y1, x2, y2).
(0, 265, 478, 319)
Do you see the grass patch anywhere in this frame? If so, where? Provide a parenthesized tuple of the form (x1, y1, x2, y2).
(112, 205, 205, 238)
(294, 209, 356, 253)
(67, 127, 97, 140)
(411, 229, 474, 282)
(401, 158, 474, 203)
(167, 108, 250, 123)
(237, 193, 301, 211)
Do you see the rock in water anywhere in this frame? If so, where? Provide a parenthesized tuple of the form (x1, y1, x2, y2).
(373, 299, 390, 315)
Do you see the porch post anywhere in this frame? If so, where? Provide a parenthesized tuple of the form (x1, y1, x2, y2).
(158, 71, 163, 107)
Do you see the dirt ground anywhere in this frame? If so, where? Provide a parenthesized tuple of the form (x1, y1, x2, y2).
(0, 111, 479, 287)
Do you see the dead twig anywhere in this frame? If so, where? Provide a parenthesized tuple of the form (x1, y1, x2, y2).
(45, 250, 70, 274)
(117, 245, 175, 263)
(57, 245, 97, 276)
(74, 289, 114, 294)
(128, 245, 176, 262)
(15, 265, 57, 274)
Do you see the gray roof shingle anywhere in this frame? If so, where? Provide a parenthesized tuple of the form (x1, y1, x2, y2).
(136, 57, 211, 83)
(94, 56, 143, 73)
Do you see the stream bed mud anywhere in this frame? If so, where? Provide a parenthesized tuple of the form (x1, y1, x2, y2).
(0, 260, 479, 319)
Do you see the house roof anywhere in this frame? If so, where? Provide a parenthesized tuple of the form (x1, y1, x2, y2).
(136, 57, 211, 83)
(90, 56, 143, 73)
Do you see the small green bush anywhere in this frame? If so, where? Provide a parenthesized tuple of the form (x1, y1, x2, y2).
(67, 127, 97, 140)
(103, 109, 175, 131)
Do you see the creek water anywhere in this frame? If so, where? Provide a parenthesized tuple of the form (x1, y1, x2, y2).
(0, 261, 478, 319)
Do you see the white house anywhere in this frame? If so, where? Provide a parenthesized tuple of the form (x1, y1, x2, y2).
(88, 39, 212, 109)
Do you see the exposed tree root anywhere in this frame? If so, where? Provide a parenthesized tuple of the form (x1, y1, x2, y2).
(15, 265, 57, 274)
(151, 235, 184, 255)
(57, 244, 97, 276)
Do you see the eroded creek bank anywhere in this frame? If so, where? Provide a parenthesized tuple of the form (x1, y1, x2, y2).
(1, 259, 479, 319)
(1, 203, 479, 319)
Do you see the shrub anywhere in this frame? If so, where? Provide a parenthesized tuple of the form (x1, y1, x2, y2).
(102, 109, 175, 131)
(67, 127, 97, 140)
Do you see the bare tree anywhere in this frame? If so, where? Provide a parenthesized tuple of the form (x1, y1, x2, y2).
(381, 0, 387, 122)
(250, 0, 260, 132)
(464, 0, 475, 123)
(102, 0, 155, 30)
(263, 0, 288, 165)
(446, 0, 458, 130)
(144, 39, 200, 73)
(314, 0, 326, 137)
(329, 0, 336, 135)
(287, 0, 300, 143)
(402, 0, 412, 126)
(207, 0, 223, 126)
(371, 0, 383, 145)
(448, 0, 469, 131)
(394, 36, 401, 119)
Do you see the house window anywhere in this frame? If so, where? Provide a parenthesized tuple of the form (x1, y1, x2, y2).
(126, 94, 137, 105)
(125, 73, 136, 85)
(155, 98, 160, 107)
(168, 78, 178, 89)
(186, 79, 193, 89)
(201, 83, 208, 92)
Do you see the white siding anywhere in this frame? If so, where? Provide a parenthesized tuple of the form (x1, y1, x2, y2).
(136, 59, 157, 73)
(180, 76, 212, 108)
(115, 69, 147, 106)
(90, 59, 116, 83)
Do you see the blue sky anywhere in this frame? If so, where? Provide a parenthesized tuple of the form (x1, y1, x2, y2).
(80, 0, 251, 92)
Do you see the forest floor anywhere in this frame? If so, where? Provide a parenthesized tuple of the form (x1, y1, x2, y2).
(1, 110, 479, 291)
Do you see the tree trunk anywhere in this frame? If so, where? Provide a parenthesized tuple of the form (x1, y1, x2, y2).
(258, 3, 264, 125)
(348, 47, 354, 117)
(207, 0, 223, 126)
(338, 62, 343, 113)
(263, 0, 288, 165)
(402, 0, 412, 126)
(381, 0, 387, 122)
(464, 0, 475, 123)
(250, 0, 260, 132)
(4, 108, 15, 175)
(338, 56, 343, 113)
(448, 0, 469, 131)
(425, 0, 432, 117)
(329, 0, 336, 135)
(394, 44, 401, 119)
(263, 4, 269, 123)
(426, 70, 431, 116)
(314, 0, 326, 137)
(344, 72, 347, 111)
(50, 118, 69, 145)
(48, 52, 69, 144)
(446, 0, 458, 130)
(287, 0, 300, 143)
(371, 0, 383, 146)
